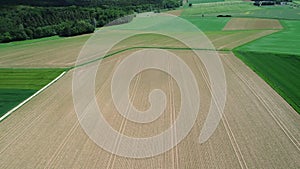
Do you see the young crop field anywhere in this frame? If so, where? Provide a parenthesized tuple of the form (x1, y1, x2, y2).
(188, 0, 224, 4)
(0, 68, 66, 118)
(236, 20, 300, 55)
(227, 6, 300, 20)
(181, 2, 258, 16)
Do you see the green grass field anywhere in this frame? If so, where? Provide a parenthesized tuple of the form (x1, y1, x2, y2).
(236, 20, 300, 55)
(188, 0, 224, 4)
(181, 2, 258, 16)
(226, 6, 300, 20)
(0, 68, 65, 118)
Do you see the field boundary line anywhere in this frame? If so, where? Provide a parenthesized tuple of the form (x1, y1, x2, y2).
(168, 62, 179, 169)
(46, 60, 119, 168)
(223, 54, 300, 151)
(107, 73, 142, 169)
(0, 71, 66, 122)
(191, 55, 248, 169)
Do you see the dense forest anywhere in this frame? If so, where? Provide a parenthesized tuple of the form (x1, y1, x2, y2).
(0, 0, 182, 43)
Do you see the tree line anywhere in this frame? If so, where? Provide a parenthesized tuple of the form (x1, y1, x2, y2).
(0, 0, 181, 43)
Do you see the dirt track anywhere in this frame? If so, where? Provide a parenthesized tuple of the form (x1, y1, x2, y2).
(0, 48, 299, 168)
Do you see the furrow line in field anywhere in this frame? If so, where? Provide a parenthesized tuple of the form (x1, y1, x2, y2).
(191, 56, 248, 169)
(0, 72, 67, 154)
(0, 104, 56, 154)
(0, 72, 67, 139)
(107, 73, 142, 169)
(222, 113, 249, 169)
(45, 59, 122, 168)
(0, 71, 66, 122)
(223, 54, 300, 152)
(44, 114, 81, 169)
(168, 62, 179, 169)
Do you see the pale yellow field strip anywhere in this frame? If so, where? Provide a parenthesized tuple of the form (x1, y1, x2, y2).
(223, 18, 283, 31)
(0, 35, 90, 68)
(164, 9, 184, 16)
(207, 30, 279, 50)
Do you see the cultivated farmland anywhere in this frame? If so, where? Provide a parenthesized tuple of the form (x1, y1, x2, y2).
(0, 34, 299, 168)
(188, 0, 224, 4)
(181, 2, 258, 16)
(0, 68, 65, 118)
(182, 1, 300, 114)
(0, 4, 299, 169)
(0, 35, 90, 68)
(226, 6, 300, 20)
(234, 51, 300, 113)
(235, 20, 300, 55)
(223, 18, 283, 30)
(234, 20, 300, 113)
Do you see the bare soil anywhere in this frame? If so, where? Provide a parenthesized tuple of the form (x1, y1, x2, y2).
(223, 18, 283, 31)
(0, 50, 299, 168)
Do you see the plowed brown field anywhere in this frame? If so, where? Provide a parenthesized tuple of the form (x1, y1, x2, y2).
(223, 18, 283, 31)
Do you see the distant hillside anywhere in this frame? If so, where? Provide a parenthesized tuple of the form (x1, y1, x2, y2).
(0, 0, 182, 43)
(0, 0, 69, 6)
(0, 0, 181, 7)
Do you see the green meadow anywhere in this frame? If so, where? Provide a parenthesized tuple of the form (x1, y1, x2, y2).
(235, 20, 300, 55)
(181, 2, 258, 16)
(227, 6, 300, 20)
(188, 0, 224, 4)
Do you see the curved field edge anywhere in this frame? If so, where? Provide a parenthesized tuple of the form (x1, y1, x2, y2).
(0, 68, 66, 120)
(233, 50, 300, 114)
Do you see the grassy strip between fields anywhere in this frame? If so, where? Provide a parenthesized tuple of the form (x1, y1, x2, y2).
(70, 43, 300, 114)
(188, 0, 224, 4)
(233, 50, 300, 113)
(69, 46, 227, 69)
(1, 44, 299, 120)
(0, 68, 66, 119)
